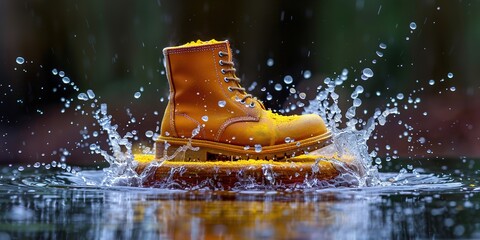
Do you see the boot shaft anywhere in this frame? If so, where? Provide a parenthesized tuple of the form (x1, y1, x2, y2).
(161, 40, 260, 140)
(164, 41, 232, 106)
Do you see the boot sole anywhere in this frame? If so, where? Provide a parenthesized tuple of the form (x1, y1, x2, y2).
(135, 153, 357, 189)
(155, 132, 332, 161)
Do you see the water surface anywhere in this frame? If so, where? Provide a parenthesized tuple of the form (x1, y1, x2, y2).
(1, 157, 478, 239)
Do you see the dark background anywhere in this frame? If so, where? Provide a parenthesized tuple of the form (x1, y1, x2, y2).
(1, 0, 479, 165)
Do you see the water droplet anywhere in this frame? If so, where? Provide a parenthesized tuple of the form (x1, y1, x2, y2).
(283, 75, 293, 84)
(87, 89, 95, 99)
(385, 145, 391, 150)
(355, 85, 364, 94)
(353, 98, 362, 107)
(423, 112, 428, 116)
(376, 51, 384, 58)
(244, 145, 250, 150)
(447, 72, 454, 79)
(260, 93, 270, 102)
(274, 83, 283, 91)
(350, 92, 359, 100)
(429, 80, 435, 85)
(450, 86, 456, 92)
(52, 69, 58, 75)
(191, 127, 200, 137)
(254, 144, 262, 153)
(89, 144, 97, 151)
(375, 158, 382, 164)
(362, 68, 374, 78)
(134, 92, 141, 98)
(202, 115, 208, 122)
(303, 70, 312, 79)
(289, 88, 296, 94)
(396, 93, 404, 100)
(332, 78, 341, 86)
(59, 71, 65, 77)
(218, 100, 226, 107)
(247, 81, 257, 91)
(77, 93, 88, 101)
(340, 68, 348, 81)
(145, 130, 154, 138)
(16, 57, 25, 65)
(61, 77, 70, 84)
(284, 137, 291, 143)
(299, 92, 306, 99)
(266, 58, 274, 67)
(379, 43, 387, 49)
(409, 22, 417, 30)
(464, 201, 473, 208)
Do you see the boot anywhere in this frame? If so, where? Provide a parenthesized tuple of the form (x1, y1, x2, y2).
(156, 40, 331, 161)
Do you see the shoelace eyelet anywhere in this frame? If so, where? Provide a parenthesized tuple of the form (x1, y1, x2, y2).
(224, 77, 229, 83)
(218, 51, 224, 57)
(227, 86, 233, 92)
(221, 69, 226, 74)
(219, 60, 224, 66)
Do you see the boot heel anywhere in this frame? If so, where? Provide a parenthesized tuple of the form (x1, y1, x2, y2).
(155, 141, 208, 161)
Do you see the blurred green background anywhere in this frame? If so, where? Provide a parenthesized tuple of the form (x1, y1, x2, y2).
(1, 0, 479, 164)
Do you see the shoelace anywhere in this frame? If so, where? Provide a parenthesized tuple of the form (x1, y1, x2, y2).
(218, 51, 255, 107)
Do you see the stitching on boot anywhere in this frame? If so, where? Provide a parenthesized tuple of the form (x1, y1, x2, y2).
(214, 116, 258, 142)
(165, 44, 225, 55)
(168, 101, 177, 137)
(175, 113, 205, 138)
(164, 54, 178, 138)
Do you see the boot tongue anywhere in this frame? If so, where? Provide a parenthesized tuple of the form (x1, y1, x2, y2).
(225, 40, 234, 63)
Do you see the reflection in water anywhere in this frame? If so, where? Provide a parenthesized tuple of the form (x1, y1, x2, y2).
(0, 168, 478, 239)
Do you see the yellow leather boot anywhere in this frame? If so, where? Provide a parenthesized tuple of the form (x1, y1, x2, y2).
(156, 40, 331, 161)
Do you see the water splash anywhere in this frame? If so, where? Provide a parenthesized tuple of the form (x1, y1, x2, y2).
(303, 66, 400, 187)
(5, 22, 460, 191)
(67, 44, 404, 189)
(91, 103, 141, 186)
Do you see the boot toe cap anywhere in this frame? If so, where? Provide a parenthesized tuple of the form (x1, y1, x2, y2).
(275, 113, 329, 144)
